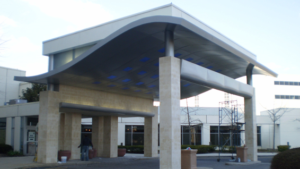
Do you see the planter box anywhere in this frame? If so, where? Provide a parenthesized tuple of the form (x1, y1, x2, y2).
(118, 148, 126, 157)
(181, 149, 197, 169)
(236, 147, 248, 162)
(58, 150, 71, 161)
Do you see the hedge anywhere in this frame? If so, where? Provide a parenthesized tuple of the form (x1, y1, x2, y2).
(271, 148, 300, 169)
(0, 144, 13, 154)
(118, 145, 216, 154)
(7, 150, 23, 156)
(277, 145, 290, 152)
(118, 145, 144, 153)
(181, 145, 216, 153)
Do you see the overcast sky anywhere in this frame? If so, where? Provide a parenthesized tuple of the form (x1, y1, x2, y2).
(0, 0, 299, 77)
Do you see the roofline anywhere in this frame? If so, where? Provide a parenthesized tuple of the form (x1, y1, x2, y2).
(43, 3, 256, 58)
(170, 4, 256, 57)
(0, 65, 26, 72)
(15, 16, 277, 86)
(42, 3, 173, 44)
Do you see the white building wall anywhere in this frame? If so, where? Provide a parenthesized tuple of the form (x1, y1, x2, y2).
(278, 109, 300, 148)
(0, 66, 26, 106)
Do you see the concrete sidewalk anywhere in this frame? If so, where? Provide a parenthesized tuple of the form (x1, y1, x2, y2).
(0, 153, 276, 169)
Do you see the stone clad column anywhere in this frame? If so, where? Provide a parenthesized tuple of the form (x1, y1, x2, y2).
(144, 106, 158, 157)
(102, 116, 118, 158)
(14, 116, 21, 151)
(159, 56, 181, 169)
(244, 89, 258, 161)
(58, 113, 65, 151)
(244, 64, 258, 162)
(37, 91, 60, 163)
(92, 116, 104, 157)
(64, 113, 82, 160)
(5, 117, 12, 146)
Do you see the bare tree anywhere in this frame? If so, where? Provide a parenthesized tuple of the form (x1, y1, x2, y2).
(181, 99, 203, 145)
(265, 107, 291, 149)
(220, 105, 244, 146)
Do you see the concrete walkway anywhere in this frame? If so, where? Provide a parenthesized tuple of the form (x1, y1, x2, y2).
(0, 153, 276, 169)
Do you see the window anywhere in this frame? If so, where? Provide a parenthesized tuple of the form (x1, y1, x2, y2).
(181, 125, 201, 145)
(27, 117, 38, 126)
(275, 81, 300, 86)
(0, 118, 6, 144)
(257, 126, 261, 146)
(275, 95, 300, 100)
(210, 126, 241, 146)
(125, 125, 144, 146)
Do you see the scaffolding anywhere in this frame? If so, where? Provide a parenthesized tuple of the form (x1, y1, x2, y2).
(217, 100, 245, 162)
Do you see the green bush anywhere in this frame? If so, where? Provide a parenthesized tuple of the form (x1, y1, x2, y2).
(181, 145, 216, 153)
(271, 148, 300, 169)
(7, 150, 23, 156)
(277, 145, 290, 152)
(118, 145, 144, 153)
(0, 144, 13, 154)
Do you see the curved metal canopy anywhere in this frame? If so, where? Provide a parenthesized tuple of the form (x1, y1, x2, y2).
(15, 16, 277, 100)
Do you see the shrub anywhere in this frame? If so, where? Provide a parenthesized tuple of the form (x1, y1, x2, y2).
(0, 144, 13, 154)
(181, 145, 216, 153)
(277, 145, 290, 152)
(7, 150, 23, 156)
(271, 148, 300, 169)
(118, 145, 144, 153)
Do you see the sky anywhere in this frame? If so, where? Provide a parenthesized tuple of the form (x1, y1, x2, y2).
(0, 0, 299, 77)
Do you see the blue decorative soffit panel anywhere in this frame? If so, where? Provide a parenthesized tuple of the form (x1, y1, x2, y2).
(154, 62, 159, 67)
(108, 84, 115, 87)
(122, 79, 130, 82)
(138, 71, 146, 75)
(184, 83, 191, 87)
(206, 66, 213, 69)
(216, 69, 222, 72)
(197, 62, 204, 65)
(175, 53, 182, 57)
(136, 82, 144, 85)
(123, 67, 132, 71)
(151, 74, 158, 79)
(158, 48, 165, 53)
(148, 85, 155, 88)
(122, 87, 129, 90)
(107, 75, 116, 79)
(93, 81, 100, 84)
(185, 58, 193, 61)
(140, 57, 150, 62)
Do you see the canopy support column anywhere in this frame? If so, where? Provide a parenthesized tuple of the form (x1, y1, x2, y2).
(64, 113, 81, 160)
(92, 117, 104, 157)
(244, 64, 258, 161)
(102, 116, 118, 158)
(159, 56, 181, 169)
(144, 106, 158, 157)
